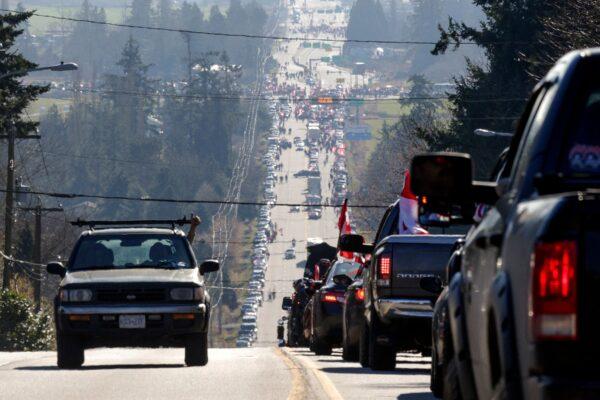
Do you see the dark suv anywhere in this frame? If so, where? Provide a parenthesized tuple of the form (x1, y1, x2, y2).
(47, 221, 219, 369)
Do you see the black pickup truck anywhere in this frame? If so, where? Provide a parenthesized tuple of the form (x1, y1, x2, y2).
(411, 48, 600, 399)
(47, 221, 219, 369)
(340, 200, 460, 370)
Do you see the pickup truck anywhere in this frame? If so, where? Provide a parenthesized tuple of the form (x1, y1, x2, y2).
(340, 201, 461, 370)
(411, 48, 600, 399)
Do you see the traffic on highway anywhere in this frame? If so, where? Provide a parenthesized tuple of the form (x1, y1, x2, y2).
(1, 0, 599, 399)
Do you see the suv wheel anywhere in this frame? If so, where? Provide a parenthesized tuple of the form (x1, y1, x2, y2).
(56, 333, 84, 369)
(368, 317, 396, 371)
(185, 331, 208, 366)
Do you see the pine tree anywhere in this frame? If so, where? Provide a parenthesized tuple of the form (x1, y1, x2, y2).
(432, 0, 553, 176)
(0, 10, 49, 138)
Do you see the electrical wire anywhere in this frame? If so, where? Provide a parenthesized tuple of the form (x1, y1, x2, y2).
(0, 187, 389, 208)
(0, 7, 520, 46)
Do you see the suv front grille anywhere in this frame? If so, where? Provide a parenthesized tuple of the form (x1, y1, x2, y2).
(96, 288, 166, 303)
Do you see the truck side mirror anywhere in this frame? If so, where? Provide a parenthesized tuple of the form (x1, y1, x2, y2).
(338, 234, 374, 254)
(200, 259, 220, 275)
(47, 261, 66, 277)
(411, 152, 473, 203)
(281, 296, 292, 310)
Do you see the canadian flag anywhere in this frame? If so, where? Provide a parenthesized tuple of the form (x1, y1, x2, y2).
(337, 199, 354, 259)
(399, 171, 428, 235)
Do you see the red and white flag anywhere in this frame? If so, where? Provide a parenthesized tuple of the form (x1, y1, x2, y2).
(337, 199, 354, 259)
(399, 171, 428, 235)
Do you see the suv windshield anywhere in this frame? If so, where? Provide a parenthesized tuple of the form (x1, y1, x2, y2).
(70, 234, 193, 271)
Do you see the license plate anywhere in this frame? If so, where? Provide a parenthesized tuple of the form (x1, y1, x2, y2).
(119, 314, 146, 329)
(337, 297, 345, 303)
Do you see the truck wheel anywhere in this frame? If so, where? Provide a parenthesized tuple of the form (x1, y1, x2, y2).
(56, 333, 84, 369)
(443, 355, 461, 400)
(359, 322, 369, 368)
(185, 331, 208, 366)
(342, 338, 359, 362)
(430, 346, 443, 398)
(368, 319, 396, 371)
(313, 336, 332, 356)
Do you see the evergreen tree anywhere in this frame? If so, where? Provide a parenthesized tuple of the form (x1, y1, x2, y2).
(0, 10, 48, 139)
(64, 0, 109, 83)
(432, 0, 553, 176)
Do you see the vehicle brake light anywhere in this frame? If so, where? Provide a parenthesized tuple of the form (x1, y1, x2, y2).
(322, 293, 338, 303)
(377, 254, 391, 287)
(531, 240, 577, 340)
(356, 288, 365, 301)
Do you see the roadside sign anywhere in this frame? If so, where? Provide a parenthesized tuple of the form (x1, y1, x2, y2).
(344, 124, 372, 141)
(318, 97, 333, 104)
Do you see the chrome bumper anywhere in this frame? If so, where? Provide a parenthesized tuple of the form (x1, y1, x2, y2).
(377, 298, 433, 319)
(59, 303, 206, 315)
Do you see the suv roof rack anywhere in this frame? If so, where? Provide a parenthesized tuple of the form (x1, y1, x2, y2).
(71, 217, 192, 230)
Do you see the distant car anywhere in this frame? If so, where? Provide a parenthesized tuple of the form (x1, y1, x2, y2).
(236, 339, 251, 348)
(284, 248, 296, 259)
(308, 210, 322, 219)
(290, 206, 301, 212)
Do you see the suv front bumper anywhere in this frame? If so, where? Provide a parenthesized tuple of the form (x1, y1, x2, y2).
(56, 303, 208, 344)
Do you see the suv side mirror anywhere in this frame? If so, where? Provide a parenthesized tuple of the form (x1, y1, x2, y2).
(333, 274, 352, 287)
(281, 296, 292, 310)
(338, 234, 374, 254)
(47, 261, 66, 278)
(200, 259, 220, 275)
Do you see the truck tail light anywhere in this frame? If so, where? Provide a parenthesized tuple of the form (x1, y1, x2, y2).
(377, 254, 392, 287)
(356, 288, 365, 301)
(531, 240, 577, 340)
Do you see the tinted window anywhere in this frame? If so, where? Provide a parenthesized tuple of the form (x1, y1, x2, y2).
(397, 243, 454, 272)
(70, 234, 192, 271)
(561, 84, 600, 175)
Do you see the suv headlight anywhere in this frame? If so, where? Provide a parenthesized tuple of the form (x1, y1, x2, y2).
(60, 289, 93, 302)
(170, 287, 203, 301)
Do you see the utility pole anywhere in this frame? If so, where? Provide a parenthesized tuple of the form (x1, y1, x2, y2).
(1, 125, 41, 289)
(18, 203, 63, 311)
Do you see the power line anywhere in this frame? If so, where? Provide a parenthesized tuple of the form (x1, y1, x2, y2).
(64, 87, 526, 104)
(1, 7, 500, 46)
(0, 187, 388, 208)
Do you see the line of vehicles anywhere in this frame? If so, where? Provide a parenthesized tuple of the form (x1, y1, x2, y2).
(237, 97, 296, 347)
(281, 49, 600, 399)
